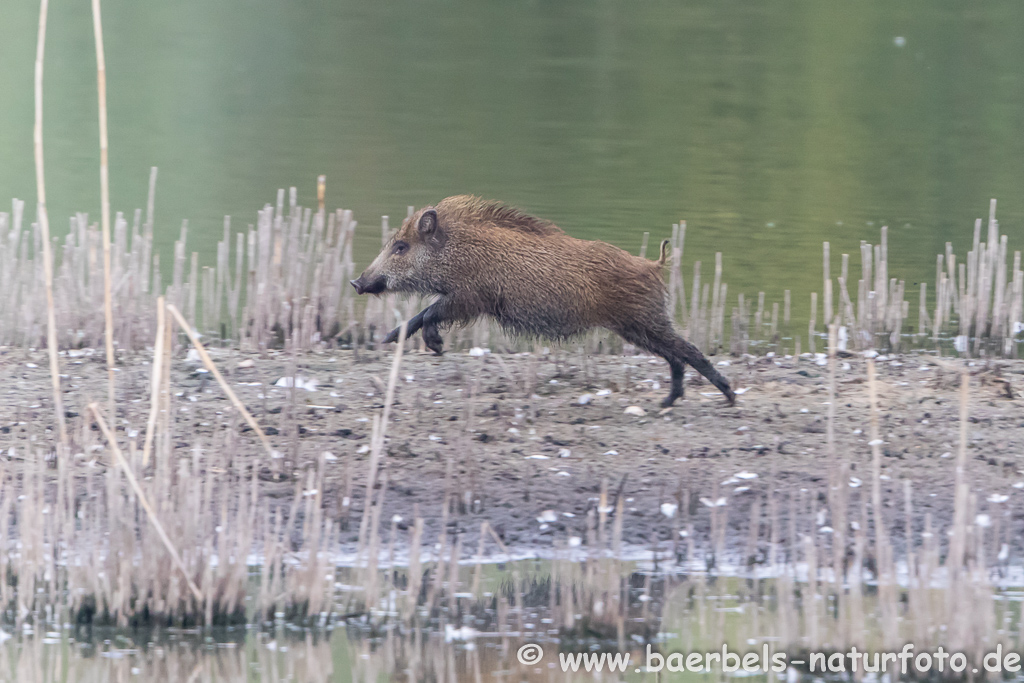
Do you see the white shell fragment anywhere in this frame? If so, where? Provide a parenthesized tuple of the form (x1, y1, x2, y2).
(274, 376, 318, 391)
(624, 406, 646, 417)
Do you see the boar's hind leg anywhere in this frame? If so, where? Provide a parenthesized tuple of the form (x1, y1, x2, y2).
(628, 327, 735, 407)
(661, 358, 686, 407)
(675, 338, 735, 406)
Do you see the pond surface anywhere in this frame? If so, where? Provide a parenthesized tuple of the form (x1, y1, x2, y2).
(0, 569, 1018, 683)
(3, 1, 1024, 302)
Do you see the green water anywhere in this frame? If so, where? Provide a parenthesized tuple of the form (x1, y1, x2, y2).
(3, 1, 1024, 303)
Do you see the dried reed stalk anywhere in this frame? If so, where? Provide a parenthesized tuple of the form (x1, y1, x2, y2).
(141, 296, 166, 467)
(823, 242, 832, 325)
(165, 303, 274, 458)
(88, 403, 204, 603)
(91, 0, 117, 421)
(33, 0, 68, 448)
(356, 320, 408, 563)
(955, 369, 970, 494)
(866, 360, 886, 547)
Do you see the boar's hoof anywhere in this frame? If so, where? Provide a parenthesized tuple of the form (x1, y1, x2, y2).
(382, 327, 401, 344)
(423, 325, 445, 355)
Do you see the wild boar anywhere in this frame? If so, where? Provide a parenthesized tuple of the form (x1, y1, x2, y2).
(351, 195, 734, 407)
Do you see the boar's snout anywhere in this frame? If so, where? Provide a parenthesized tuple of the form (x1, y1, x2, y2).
(350, 274, 386, 295)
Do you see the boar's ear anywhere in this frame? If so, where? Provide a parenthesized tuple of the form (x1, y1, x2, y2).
(417, 209, 445, 248)
(418, 209, 439, 236)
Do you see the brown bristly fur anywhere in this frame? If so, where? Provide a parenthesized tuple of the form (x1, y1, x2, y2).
(352, 195, 734, 407)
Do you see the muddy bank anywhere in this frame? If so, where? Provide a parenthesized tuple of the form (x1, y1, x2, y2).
(2, 345, 1022, 565)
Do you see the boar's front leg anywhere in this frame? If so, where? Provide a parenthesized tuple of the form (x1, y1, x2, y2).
(418, 302, 447, 355)
(421, 320, 444, 355)
(382, 302, 446, 355)
(382, 305, 432, 344)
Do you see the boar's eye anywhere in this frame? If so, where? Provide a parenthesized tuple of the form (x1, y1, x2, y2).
(391, 241, 409, 255)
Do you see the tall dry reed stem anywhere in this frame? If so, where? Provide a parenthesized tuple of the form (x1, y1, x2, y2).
(91, 0, 116, 422)
(955, 369, 970, 493)
(356, 320, 408, 569)
(33, 0, 67, 448)
(166, 303, 274, 458)
(88, 403, 204, 603)
(141, 296, 166, 467)
(866, 360, 890, 562)
(947, 369, 971, 577)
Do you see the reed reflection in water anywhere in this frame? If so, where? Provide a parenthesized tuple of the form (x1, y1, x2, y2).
(0, 567, 1016, 683)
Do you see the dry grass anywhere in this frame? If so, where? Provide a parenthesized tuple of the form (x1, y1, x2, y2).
(0, 180, 1021, 360)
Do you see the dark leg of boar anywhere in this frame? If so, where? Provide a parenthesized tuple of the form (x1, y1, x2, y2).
(383, 304, 734, 405)
(382, 305, 432, 344)
(421, 320, 444, 355)
(382, 302, 446, 355)
(618, 323, 735, 407)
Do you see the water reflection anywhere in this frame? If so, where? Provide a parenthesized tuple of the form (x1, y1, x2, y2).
(0, 569, 1017, 682)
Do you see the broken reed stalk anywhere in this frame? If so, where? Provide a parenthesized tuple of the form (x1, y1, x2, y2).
(356, 320, 408, 564)
(165, 303, 274, 458)
(378, 319, 408, 432)
(948, 369, 971, 582)
(866, 360, 891, 574)
(141, 296, 166, 467)
(955, 369, 970, 494)
(33, 0, 68, 448)
(826, 321, 838, 464)
(88, 403, 204, 603)
(91, 0, 117, 422)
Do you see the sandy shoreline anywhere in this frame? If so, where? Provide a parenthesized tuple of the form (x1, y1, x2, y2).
(1, 344, 1021, 564)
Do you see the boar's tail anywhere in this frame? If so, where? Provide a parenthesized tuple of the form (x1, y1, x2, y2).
(657, 239, 671, 266)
